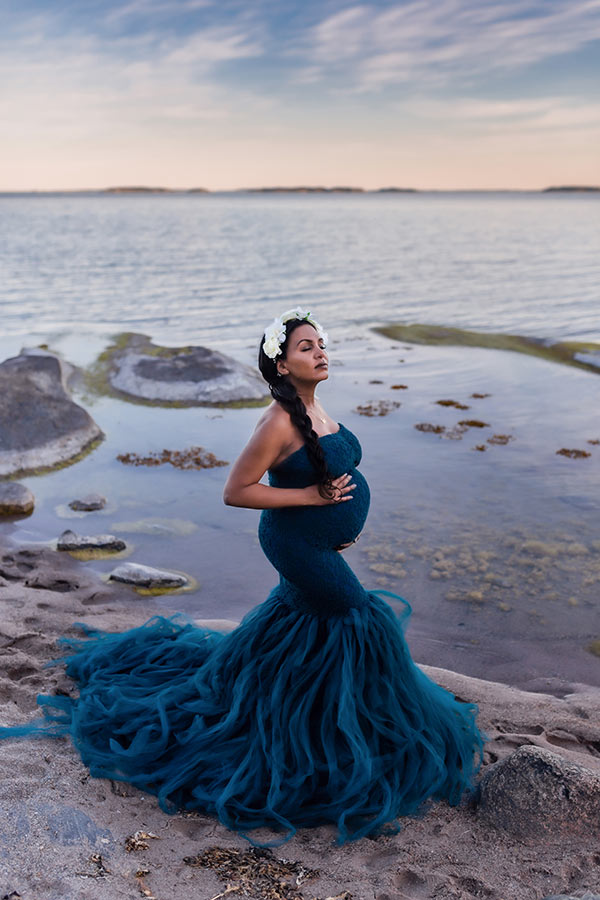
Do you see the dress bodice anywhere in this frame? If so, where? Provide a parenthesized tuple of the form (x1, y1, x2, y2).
(267, 423, 363, 488)
(262, 423, 370, 552)
(258, 422, 371, 616)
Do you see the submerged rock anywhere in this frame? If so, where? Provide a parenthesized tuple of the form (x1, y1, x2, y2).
(91, 332, 269, 406)
(57, 530, 126, 553)
(478, 745, 600, 840)
(0, 483, 35, 516)
(109, 562, 188, 589)
(68, 493, 107, 511)
(0, 350, 104, 477)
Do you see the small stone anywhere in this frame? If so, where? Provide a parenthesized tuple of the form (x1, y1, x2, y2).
(0, 482, 34, 516)
(109, 562, 187, 589)
(57, 529, 126, 552)
(68, 493, 106, 511)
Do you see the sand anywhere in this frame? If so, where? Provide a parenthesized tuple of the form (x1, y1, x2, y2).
(1, 538, 599, 900)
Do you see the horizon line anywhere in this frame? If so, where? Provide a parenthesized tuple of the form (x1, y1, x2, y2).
(1, 185, 599, 195)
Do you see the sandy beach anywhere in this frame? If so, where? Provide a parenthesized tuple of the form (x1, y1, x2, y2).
(1, 537, 600, 900)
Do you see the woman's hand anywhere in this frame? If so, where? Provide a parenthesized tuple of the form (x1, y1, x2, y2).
(304, 473, 355, 506)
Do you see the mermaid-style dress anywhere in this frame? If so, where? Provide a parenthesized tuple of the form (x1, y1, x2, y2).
(3, 423, 485, 845)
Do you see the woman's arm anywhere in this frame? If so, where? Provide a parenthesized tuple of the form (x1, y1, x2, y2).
(222, 412, 354, 509)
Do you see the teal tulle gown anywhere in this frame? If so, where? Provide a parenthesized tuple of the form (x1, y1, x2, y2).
(1, 423, 485, 845)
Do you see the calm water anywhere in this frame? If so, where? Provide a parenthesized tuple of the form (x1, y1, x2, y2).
(1, 192, 599, 357)
(1, 192, 599, 690)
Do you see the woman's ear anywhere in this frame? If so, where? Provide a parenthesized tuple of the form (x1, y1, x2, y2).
(276, 361, 289, 377)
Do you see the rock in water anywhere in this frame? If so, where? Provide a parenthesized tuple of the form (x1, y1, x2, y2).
(0, 483, 35, 516)
(68, 493, 107, 511)
(57, 530, 126, 552)
(94, 332, 268, 405)
(0, 351, 104, 477)
(109, 562, 187, 589)
(478, 745, 600, 840)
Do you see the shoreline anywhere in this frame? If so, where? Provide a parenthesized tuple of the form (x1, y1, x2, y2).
(1, 536, 600, 898)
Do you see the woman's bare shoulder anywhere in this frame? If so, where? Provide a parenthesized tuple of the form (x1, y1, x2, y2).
(254, 402, 294, 438)
(250, 402, 298, 462)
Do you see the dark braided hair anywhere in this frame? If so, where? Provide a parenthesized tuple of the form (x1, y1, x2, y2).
(258, 317, 335, 499)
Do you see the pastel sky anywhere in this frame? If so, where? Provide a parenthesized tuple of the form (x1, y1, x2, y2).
(2, 0, 599, 190)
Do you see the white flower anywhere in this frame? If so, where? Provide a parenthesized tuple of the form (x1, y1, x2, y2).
(262, 308, 328, 360)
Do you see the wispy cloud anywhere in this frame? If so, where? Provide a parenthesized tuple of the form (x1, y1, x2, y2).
(291, 0, 600, 91)
(402, 95, 600, 131)
(0, 9, 266, 141)
(104, 0, 214, 26)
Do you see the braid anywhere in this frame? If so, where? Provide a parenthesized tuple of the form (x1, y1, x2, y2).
(258, 318, 334, 498)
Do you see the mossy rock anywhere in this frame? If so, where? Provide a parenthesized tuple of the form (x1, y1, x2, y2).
(373, 323, 600, 375)
(85, 333, 270, 408)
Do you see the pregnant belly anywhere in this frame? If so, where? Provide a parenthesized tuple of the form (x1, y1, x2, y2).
(263, 468, 370, 552)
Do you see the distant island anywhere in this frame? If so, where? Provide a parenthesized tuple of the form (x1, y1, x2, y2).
(244, 186, 365, 193)
(104, 186, 209, 194)
(542, 185, 600, 192)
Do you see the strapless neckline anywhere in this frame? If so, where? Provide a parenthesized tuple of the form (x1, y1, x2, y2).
(272, 423, 343, 470)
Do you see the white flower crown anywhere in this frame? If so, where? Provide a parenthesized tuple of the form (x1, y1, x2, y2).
(262, 307, 328, 360)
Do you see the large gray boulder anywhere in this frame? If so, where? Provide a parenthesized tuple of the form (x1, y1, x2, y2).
(0, 350, 104, 478)
(91, 332, 268, 406)
(478, 744, 600, 840)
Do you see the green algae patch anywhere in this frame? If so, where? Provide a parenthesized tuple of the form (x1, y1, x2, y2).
(373, 323, 600, 375)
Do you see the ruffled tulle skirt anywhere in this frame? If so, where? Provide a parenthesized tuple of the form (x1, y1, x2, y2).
(2, 589, 485, 846)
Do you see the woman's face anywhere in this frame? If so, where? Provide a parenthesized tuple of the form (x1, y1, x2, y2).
(276, 323, 329, 385)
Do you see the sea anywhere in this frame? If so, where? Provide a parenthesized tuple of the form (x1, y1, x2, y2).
(1, 191, 599, 691)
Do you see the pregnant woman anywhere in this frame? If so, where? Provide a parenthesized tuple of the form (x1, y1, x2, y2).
(1, 309, 485, 846)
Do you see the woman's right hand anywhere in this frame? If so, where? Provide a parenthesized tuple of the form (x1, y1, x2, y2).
(305, 473, 355, 506)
